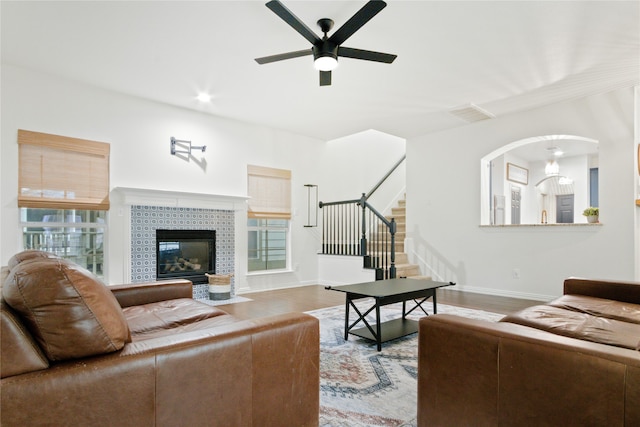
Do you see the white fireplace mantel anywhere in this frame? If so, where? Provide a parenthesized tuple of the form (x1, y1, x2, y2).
(109, 187, 245, 286)
(113, 187, 249, 211)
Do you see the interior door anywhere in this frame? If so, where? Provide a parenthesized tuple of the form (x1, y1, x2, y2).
(494, 195, 505, 225)
(556, 194, 574, 223)
(510, 186, 521, 225)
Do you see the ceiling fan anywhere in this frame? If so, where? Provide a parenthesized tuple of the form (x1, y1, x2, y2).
(255, 0, 397, 86)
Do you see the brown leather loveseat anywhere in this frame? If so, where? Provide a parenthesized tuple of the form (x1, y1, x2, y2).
(418, 277, 640, 426)
(1, 250, 320, 426)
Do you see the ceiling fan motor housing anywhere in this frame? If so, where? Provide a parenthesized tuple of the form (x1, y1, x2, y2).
(313, 40, 338, 61)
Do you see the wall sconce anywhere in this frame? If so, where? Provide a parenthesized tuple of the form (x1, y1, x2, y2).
(304, 184, 318, 227)
(170, 137, 206, 155)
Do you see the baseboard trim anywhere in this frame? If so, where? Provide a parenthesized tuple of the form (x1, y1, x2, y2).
(236, 280, 318, 295)
(451, 284, 554, 302)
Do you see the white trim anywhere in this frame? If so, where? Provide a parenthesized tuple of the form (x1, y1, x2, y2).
(113, 187, 248, 211)
(451, 284, 554, 302)
(122, 206, 132, 284)
(235, 279, 319, 295)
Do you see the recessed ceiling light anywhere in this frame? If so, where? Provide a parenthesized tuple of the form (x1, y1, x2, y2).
(196, 93, 212, 103)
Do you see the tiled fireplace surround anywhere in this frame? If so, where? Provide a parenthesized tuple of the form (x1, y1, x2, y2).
(130, 205, 234, 299)
(117, 188, 247, 300)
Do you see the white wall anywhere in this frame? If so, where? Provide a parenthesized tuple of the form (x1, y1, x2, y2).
(10, 65, 633, 300)
(407, 88, 637, 300)
(317, 255, 376, 286)
(319, 129, 406, 213)
(1, 65, 326, 293)
(1, 65, 408, 293)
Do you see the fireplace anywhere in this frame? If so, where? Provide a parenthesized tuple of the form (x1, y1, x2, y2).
(156, 229, 215, 284)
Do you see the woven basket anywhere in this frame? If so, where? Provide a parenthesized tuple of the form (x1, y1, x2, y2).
(205, 273, 234, 285)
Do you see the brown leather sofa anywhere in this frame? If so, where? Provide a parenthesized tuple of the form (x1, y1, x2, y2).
(418, 277, 640, 426)
(1, 251, 320, 426)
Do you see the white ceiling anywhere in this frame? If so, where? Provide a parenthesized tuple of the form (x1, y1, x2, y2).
(508, 136, 600, 163)
(2, 1, 638, 141)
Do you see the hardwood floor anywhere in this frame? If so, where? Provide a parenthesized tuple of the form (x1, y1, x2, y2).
(217, 284, 540, 320)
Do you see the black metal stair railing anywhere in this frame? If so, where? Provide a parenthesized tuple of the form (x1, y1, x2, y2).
(318, 155, 405, 280)
(319, 194, 396, 279)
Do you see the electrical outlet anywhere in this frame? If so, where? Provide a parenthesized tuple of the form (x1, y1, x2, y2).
(512, 268, 521, 279)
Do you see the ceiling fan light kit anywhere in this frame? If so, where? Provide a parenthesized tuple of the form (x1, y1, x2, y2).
(314, 55, 338, 71)
(255, 0, 397, 86)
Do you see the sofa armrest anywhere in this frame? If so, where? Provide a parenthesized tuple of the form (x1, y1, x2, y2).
(109, 279, 193, 307)
(418, 314, 640, 427)
(564, 277, 640, 304)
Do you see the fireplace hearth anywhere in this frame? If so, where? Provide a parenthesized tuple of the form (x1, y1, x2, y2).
(156, 229, 215, 284)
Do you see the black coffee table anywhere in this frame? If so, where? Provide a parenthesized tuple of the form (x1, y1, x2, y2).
(328, 278, 455, 351)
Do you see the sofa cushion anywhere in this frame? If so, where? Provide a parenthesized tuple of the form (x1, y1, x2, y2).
(123, 298, 230, 336)
(126, 312, 240, 342)
(0, 301, 49, 377)
(3, 258, 131, 361)
(501, 305, 640, 350)
(549, 294, 640, 324)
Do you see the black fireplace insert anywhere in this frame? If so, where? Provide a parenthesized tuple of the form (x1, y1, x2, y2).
(156, 229, 215, 284)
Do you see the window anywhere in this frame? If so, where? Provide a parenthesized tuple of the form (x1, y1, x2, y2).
(247, 165, 291, 272)
(21, 208, 107, 278)
(248, 219, 289, 272)
(18, 130, 110, 277)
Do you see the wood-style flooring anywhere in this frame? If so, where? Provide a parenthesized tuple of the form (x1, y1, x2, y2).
(217, 284, 540, 320)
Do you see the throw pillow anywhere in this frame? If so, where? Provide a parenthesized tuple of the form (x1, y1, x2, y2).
(7, 249, 58, 272)
(3, 258, 131, 361)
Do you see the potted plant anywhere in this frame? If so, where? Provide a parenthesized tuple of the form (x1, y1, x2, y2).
(582, 207, 599, 223)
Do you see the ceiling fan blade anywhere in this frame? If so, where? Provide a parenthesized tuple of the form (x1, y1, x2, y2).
(338, 47, 397, 63)
(265, 0, 321, 45)
(328, 0, 387, 46)
(319, 70, 332, 86)
(255, 49, 313, 64)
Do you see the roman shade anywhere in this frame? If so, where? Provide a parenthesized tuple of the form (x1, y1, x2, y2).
(18, 130, 110, 210)
(247, 165, 291, 219)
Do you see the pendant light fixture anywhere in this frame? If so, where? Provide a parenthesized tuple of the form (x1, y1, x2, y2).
(545, 159, 560, 176)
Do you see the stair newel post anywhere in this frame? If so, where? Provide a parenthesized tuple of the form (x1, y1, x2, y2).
(318, 201, 326, 254)
(389, 217, 397, 279)
(359, 193, 371, 269)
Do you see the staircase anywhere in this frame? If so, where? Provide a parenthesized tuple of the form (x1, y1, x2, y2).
(318, 154, 430, 281)
(370, 197, 430, 280)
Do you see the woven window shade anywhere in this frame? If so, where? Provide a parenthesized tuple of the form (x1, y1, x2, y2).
(18, 130, 110, 210)
(247, 165, 291, 219)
